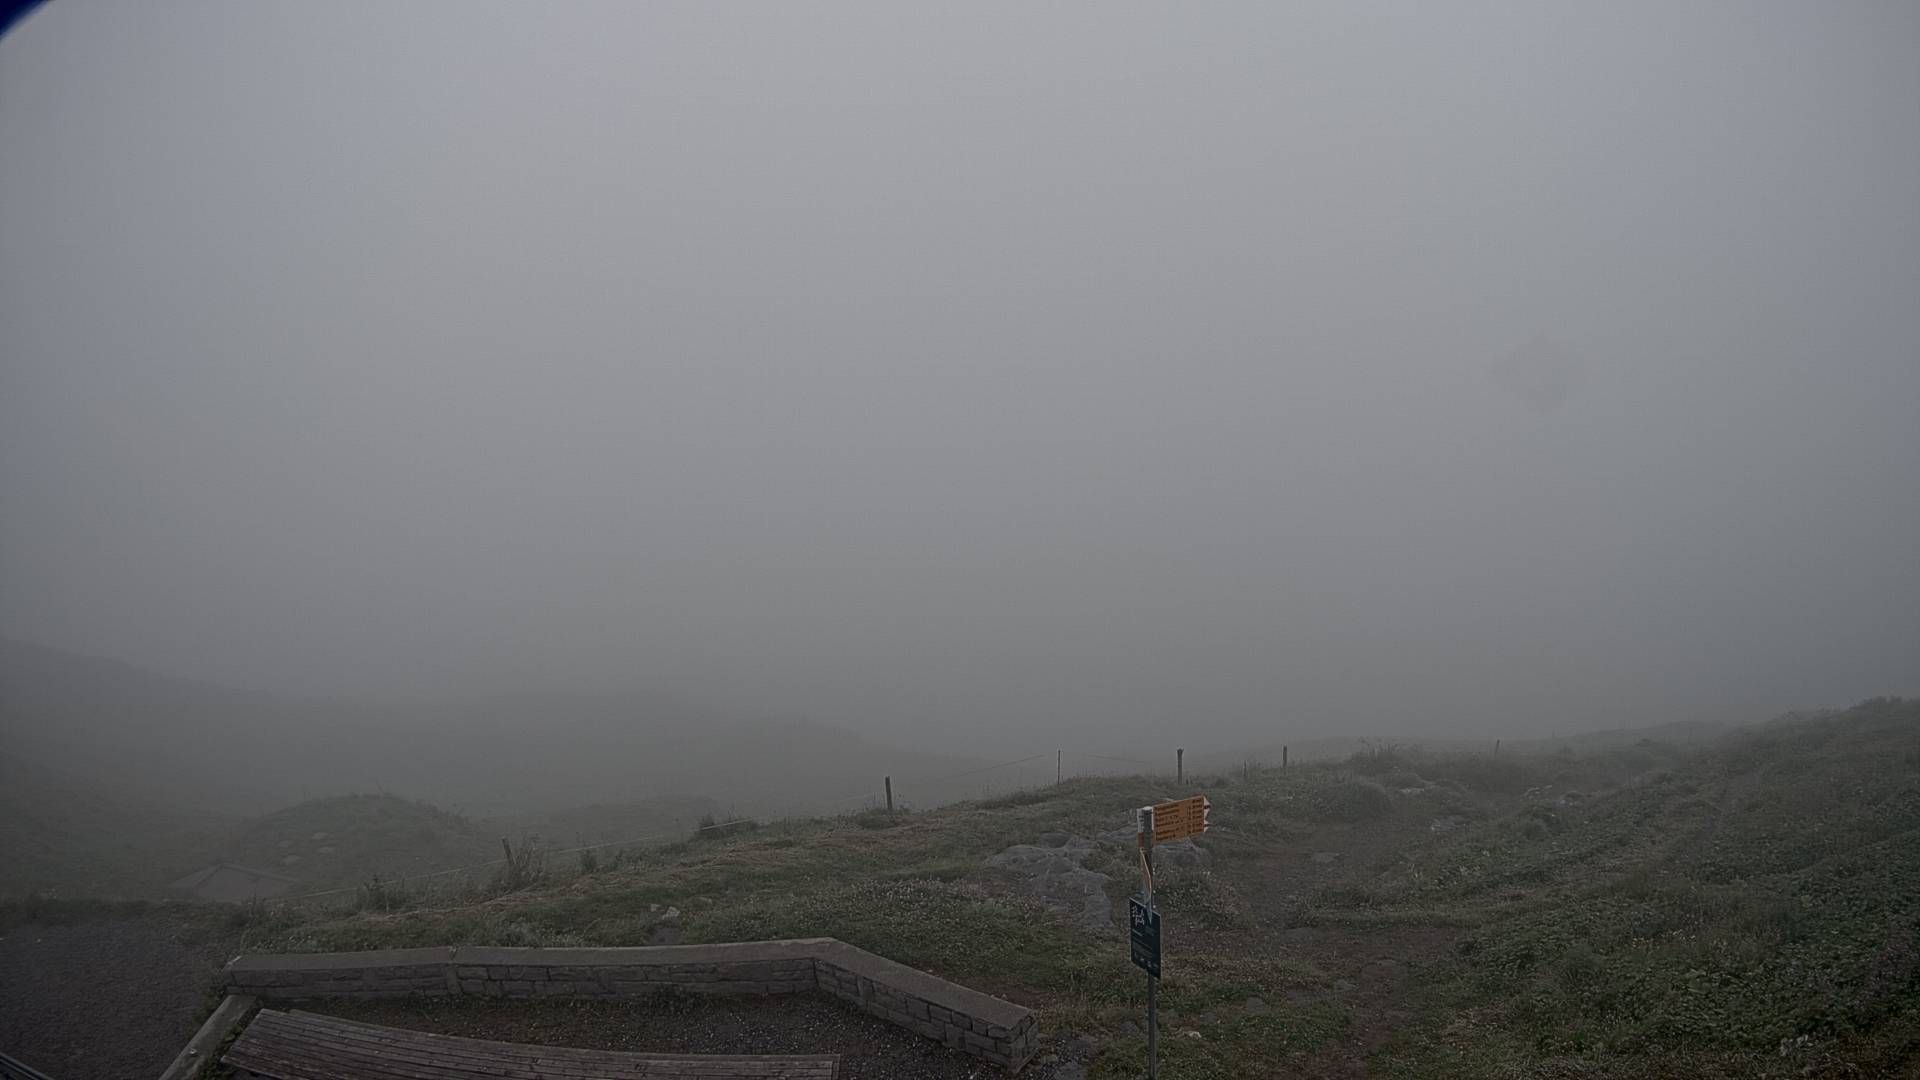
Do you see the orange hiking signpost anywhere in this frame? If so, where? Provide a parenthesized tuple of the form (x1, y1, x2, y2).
(1149, 794, 1211, 843)
(1134, 792, 1210, 1080)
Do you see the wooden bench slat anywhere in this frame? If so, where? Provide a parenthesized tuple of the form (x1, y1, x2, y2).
(277, 1008, 830, 1065)
(255, 1015, 828, 1078)
(225, 1009, 838, 1080)
(278, 1010, 826, 1066)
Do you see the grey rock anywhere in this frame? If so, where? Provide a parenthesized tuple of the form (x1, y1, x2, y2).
(1333, 979, 1356, 992)
(1429, 815, 1468, 833)
(1244, 996, 1270, 1015)
(987, 835, 1113, 931)
(1311, 851, 1341, 864)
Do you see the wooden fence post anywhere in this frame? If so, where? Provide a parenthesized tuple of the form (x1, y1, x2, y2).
(1177, 747, 1184, 784)
(884, 776, 894, 812)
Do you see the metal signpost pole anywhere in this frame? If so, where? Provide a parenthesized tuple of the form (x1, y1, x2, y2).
(1139, 806, 1158, 1080)
(1132, 796, 1206, 1080)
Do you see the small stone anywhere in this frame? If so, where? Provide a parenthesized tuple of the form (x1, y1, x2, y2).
(1182, 1029, 1202, 1039)
(1123, 1021, 1142, 1037)
(1244, 996, 1270, 1015)
(1334, 979, 1356, 992)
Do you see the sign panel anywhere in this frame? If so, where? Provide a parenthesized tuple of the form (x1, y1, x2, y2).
(1128, 895, 1162, 977)
(1150, 794, 1211, 843)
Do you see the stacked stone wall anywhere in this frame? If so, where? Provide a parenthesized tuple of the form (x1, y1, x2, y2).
(224, 938, 1038, 1071)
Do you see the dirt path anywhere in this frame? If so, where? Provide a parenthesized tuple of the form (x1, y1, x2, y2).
(0, 911, 238, 1079)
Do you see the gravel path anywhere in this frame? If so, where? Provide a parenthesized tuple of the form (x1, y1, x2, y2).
(316, 994, 1020, 1079)
(0, 912, 238, 1080)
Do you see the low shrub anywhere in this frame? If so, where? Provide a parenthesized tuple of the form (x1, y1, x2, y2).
(355, 874, 412, 912)
(1309, 778, 1393, 822)
(852, 808, 905, 829)
(489, 837, 548, 895)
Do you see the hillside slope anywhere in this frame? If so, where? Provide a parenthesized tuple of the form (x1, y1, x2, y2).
(0, 750, 229, 896)
(218, 698, 1917, 1078)
(0, 639, 992, 820)
(219, 794, 499, 893)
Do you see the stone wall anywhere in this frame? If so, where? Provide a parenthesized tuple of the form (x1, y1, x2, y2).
(813, 940, 1039, 1069)
(452, 942, 819, 998)
(226, 947, 454, 999)
(224, 938, 1037, 1071)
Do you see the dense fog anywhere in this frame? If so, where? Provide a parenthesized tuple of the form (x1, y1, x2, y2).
(3, 1, 1915, 768)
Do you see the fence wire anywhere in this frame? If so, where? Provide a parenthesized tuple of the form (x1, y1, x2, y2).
(260, 744, 1179, 908)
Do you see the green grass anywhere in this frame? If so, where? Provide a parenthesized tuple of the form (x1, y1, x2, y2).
(34, 698, 1913, 1078)
(1341, 698, 1920, 1073)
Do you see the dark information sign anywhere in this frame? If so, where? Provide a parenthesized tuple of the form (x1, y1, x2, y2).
(1128, 895, 1161, 978)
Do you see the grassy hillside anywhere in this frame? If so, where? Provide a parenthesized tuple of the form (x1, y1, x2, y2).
(0, 639, 996, 820)
(512, 795, 726, 851)
(0, 751, 230, 896)
(219, 794, 500, 893)
(216, 698, 1918, 1077)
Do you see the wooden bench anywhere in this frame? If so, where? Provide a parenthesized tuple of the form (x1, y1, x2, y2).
(225, 1009, 839, 1079)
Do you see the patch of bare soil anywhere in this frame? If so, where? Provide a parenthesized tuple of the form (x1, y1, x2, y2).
(0, 911, 238, 1079)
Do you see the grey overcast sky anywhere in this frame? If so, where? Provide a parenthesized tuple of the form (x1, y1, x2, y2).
(2, 1, 1916, 749)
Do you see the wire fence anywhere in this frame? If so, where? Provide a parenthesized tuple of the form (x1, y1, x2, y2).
(259, 745, 1188, 909)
